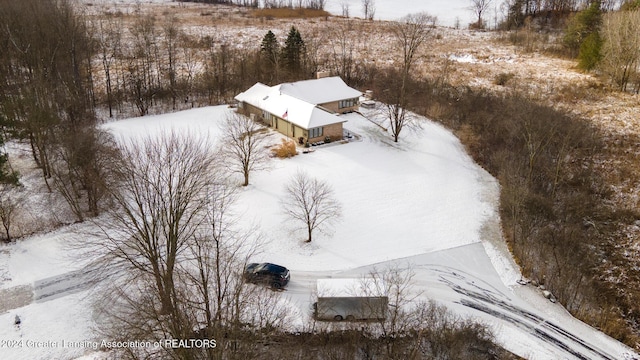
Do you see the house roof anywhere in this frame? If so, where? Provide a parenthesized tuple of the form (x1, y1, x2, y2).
(317, 278, 387, 298)
(234, 82, 348, 130)
(276, 76, 363, 105)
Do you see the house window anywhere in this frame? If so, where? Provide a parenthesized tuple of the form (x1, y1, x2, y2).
(262, 110, 269, 120)
(339, 98, 358, 109)
(309, 127, 323, 138)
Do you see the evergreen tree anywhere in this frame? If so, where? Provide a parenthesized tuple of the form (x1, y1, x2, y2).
(281, 26, 305, 75)
(578, 31, 602, 70)
(505, 0, 525, 29)
(260, 30, 279, 66)
(563, 0, 602, 69)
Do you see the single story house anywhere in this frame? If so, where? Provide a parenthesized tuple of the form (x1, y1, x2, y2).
(234, 76, 362, 144)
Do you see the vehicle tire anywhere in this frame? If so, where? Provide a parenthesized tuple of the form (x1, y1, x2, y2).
(271, 282, 282, 289)
(333, 315, 343, 321)
(346, 315, 355, 321)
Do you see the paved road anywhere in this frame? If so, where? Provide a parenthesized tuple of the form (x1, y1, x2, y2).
(33, 269, 96, 303)
(0, 268, 96, 313)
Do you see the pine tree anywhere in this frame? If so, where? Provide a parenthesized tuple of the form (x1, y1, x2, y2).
(578, 31, 602, 70)
(281, 26, 305, 75)
(564, 0, 602, 68)
(260, 30, 279, 67)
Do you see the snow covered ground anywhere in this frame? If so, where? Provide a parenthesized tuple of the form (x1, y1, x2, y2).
(1, 105, 638, 359)
(0, 1, 638, 359)
(324, 0, 476, 27)
(85, 0, 478, 28)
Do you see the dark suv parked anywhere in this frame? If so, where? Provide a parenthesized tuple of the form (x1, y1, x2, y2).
(244, 263, 290, 289)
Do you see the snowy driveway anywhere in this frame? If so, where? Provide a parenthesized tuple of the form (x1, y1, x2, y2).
(284, 243, 634, 360)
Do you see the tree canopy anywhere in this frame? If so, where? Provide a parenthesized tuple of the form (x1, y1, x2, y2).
(563, 0, 603, 70)
(281, 26, 306, 74)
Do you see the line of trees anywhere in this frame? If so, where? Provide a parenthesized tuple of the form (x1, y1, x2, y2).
(599, 6, 640, 91)
(0, 0, 112, 223)
(176, 0, 326, 10)
(503, 0, 624, 27)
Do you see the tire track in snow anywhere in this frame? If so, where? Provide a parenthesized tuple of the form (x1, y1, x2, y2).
(435, 267, 617, 360)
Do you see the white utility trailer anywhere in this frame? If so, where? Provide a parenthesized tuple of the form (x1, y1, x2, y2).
(315, 278, 388, 321)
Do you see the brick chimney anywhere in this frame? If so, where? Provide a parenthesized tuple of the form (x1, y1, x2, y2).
(316, 71, 330, 79)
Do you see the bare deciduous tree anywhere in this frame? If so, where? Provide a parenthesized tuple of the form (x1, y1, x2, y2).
(127, 15, 159, 116)
(221, 112, 271, 187)
(364, 265, 419, 356)
(89, 131, 277, 359)
(381, 13, 436, 142)
(0, 185, 20, 242)
(341, 1, 350, 17)
(362, 0, 376, 20)
(94, 17, 122, 118)
(470, 0, 492, 28)
(183, 178, 271, 359)
(163, 15, 180, 110)
(600, 9, 640, 92)
(97, 131, 216, 324)
(282, 170, 342, 243)
(326, 20, 358, 82)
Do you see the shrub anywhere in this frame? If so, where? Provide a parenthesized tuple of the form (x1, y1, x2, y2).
(493, 72, 514, 86)
(271, 139, 298, 158)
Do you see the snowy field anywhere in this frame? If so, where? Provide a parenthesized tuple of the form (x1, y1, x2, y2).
(86, 0, 478, 27)
(324, 0, 477, 27)
(1, 105, 638, 360)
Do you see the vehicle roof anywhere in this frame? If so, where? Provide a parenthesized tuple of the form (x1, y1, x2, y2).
(257, 263, 288, 274)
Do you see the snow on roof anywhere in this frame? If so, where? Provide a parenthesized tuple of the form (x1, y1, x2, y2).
(317, 278, 387, 298)
(277, 76, 363, 105)
(235, 82, 346, 130)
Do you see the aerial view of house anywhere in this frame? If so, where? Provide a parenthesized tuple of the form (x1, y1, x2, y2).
(3, 1, 640, 359)
(234, 75, 362, 144)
